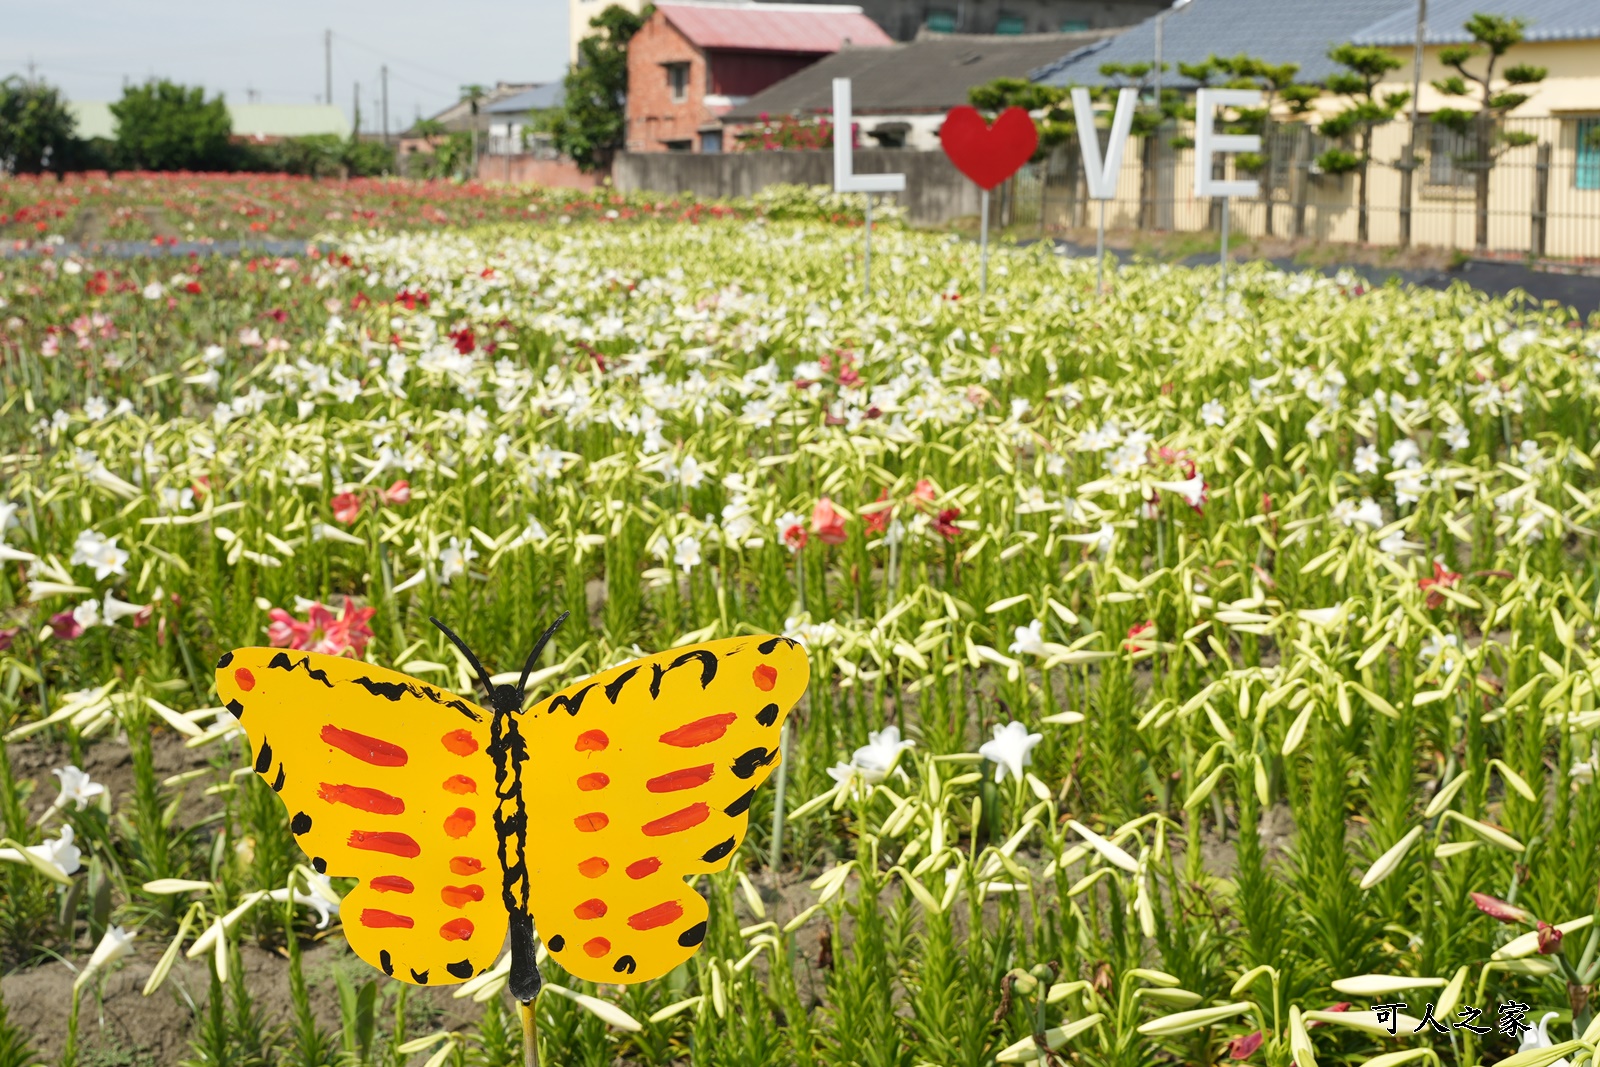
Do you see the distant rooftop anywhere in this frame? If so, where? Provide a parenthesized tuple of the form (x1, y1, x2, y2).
(485, 84, 565, 114)
(724, 32, 1116, 122)
(1032, 0, 1411, 87)
(656, 1, 894, 52)
(69, 101, 350, 141)
(1351, 0, 1600, 45)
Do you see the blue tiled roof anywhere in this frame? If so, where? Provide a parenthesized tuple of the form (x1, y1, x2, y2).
(485, 84, 565, 113)
(1032, 0, 1412, 87)
(1352, 0, 1600, 45)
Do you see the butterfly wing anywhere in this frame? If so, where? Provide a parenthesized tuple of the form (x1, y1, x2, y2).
(215, 649, 507, 987)
(519, 635, 808, 984)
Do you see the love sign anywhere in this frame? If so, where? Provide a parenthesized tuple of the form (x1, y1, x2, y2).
(939, 106, 1038, 191)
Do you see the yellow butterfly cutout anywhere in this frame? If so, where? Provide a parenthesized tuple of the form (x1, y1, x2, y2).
(213, 613, 808, 1001)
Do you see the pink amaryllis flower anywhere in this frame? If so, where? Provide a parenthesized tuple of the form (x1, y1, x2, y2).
(1537, 921, 1564, 955)
(932, 507, 962, 542)
(811, 497, 848, 545)
(382, 480, 411, 505)
(1227, 1031, 1264, 1060)
(48, 610, 85, 640)
(1471, 892, 1531, 925)
(331, 491, 363, 525)
(0, 626, 19, 651)
(267, 600, 375, 658)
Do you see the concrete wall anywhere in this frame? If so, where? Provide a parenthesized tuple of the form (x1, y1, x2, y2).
(614, 148, 984, 224)
(474, 154, 599, 189)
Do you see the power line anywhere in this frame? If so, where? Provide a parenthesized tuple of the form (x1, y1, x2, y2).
(332, 32, 466, 89)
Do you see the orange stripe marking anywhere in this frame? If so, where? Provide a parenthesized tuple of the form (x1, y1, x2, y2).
(583, 937, 611, 958)
(360, 908, 414, 929)
(575, 812, 610, 832)
(441, 729, 478, 756)
(322, 725, 408, 766)
(443, 808, 476, 838)
(578, 856, 610, 878)
(626, 857, 661, 879)
(574, 898, 608, 920)
(442, 774, 477, 794)
(752, 664, 777, 691)
(628, 900, 685, 931)
(575, 729, 608, 751)
(659, 713, 738, 748)
(576, 772, 610, 791)
(318, 782, 405, 815)
(370, 875, 414, 894)
(642, 802, 709, 837)
(441, 884, 485, 908)
(440, 918, 474, 941)
(646, 764, 714, 793)
(348, 830, 420, 857)
(451, 856, 485, 876)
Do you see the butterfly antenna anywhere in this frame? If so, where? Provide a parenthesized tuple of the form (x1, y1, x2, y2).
(429, 616, 496, 697)
(516, 611, 571, 696)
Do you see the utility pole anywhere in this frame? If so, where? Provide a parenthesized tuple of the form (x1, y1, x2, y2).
(1398, 0, 1426, 247)
(354, 81, 361, 137)
(381, 65, 390, 145)
(324, 29, 333, 106)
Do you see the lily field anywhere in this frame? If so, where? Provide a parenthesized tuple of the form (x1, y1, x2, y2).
(3, 176, 1600, 1067)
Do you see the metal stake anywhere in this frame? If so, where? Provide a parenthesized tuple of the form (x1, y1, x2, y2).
(863, 194, 873, 299)
(1219, 195, 1231, 296)
(979, 188, 990, 299)
(769, 720, 791, 876)
(1096, 199, 1107, 295)
(521, 995, 540, 1067)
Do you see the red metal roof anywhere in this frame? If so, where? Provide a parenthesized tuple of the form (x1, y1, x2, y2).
(657, 2, 894, 53)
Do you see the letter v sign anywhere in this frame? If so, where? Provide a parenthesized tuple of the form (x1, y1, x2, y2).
(1069, 88, 1137, 199)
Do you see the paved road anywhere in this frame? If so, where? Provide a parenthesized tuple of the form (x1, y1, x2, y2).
(1043, 238, 1600, 317)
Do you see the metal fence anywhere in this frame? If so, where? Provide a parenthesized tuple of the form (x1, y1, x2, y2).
(1009, 115, 1600, 262)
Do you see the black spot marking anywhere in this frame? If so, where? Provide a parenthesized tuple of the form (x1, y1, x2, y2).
(352, 676, 410, 701)
(724, 789, 755, 818)
(757, 636, 796, 655)
(604, 666, 641, 703)
(291, 811, 312, 835)
(756, 702, 779, 727)
(546, 684, 596, 718)
(649, 649, 719, 699)
(731, 746, 778, 780)
(312, 856, 327, 874)
(613, 955, 637, 975)
(254, 739, 274, 774)
(271, 765, 286, 792)
(266, 652, 335, 688)
(379, 950, 394, 976)
(547, 934, 566, 952)
(702, 836, 736, 863)
(226, 698, 245, 721)
(216, 651, 234, 669)
(447, 959, 474, 980)
(411, 968, 430, 985)
(678, 922, 707, 948)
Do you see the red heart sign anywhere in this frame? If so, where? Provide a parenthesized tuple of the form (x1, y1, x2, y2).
(939, 105, 1039, 191)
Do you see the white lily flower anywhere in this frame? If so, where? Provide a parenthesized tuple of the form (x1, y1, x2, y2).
(267, 872, 342, 928)
(74, 925, 136, 991)
(979, 721, 1044, 784)
(51, 765, 106, 811)
(70, 529, 129, 580)
(673, 535, 702, 572)
(0, 824, 83, 877)
(103, 590, 148, 624)
(1009, 619, 1047, 656)
(849, 726, 914, 783)
(1516, 1012, 1570, 1067)
(1152, 474, 1206, 509)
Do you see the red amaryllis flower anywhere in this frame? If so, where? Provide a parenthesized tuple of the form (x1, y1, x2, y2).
(1418, 561, 1462, 609)
(862, 488, 892, 535)
(1227, 1031, 1263, 1060)
(450, 327, 476, 355)
(1537, 921, 1564, 955)
(331, 491, 363, 525)
(48, 610, 84, 640)
(933, 507, 962, 541)
(184, 281, 202, 295)
(0, 626, 17, 651)
(911, 479, 937, 509)
(267, 600, 375, 658)
(1124, 620, 1156, 650)
(811, 497, 848, 545)
(781, 520, 809, 553)
(382, 480, 411, 505)
(1470, 891, 1530, 924)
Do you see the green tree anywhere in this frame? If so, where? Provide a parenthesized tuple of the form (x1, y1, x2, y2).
(0, 76, 78, 175)
(110, 79, 232, 171)
(1314, 44, 1408, 243)
(1212, 55, 1317, 236)
(1431, 13, 1546, 250)
(968, 77, 1070, 157)
(548, 4, 650, 172)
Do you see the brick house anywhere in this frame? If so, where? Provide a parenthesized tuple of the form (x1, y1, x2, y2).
(626, 1, 893, 154)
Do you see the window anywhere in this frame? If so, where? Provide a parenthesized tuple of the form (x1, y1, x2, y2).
(1060, 18, 1091, 31)
(666, 62, 690, 103)
(663, 139, 692, 152)
(996, 13, 1026, 33)
(700, 130, 723, 154)
(926, 9, 956, 32)
(1578, 117, 1600, 191)
(1428, 122, 1475, 188)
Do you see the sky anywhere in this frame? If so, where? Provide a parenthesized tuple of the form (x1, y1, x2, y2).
(0, 0, 572, 133)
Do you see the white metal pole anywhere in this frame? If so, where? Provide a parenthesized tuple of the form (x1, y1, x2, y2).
(863, 195, 873, 298)
(979, 189, 990, 298)
(1096, 199, 1107, 294)
(1219, 195, 1230, 295)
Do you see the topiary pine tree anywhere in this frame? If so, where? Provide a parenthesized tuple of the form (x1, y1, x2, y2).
(1430, 13, 1546, 250)
(1315, 44, 1409, 244)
